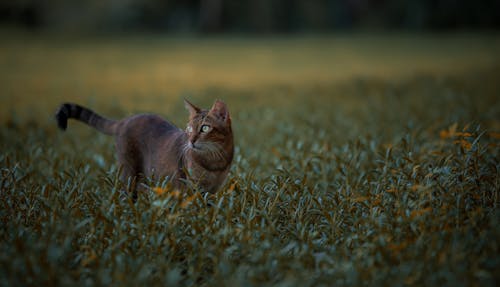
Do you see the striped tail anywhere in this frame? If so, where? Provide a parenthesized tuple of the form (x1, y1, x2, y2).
(55, 103, 117, 135)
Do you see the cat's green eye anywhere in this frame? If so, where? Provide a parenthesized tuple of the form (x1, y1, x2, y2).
(201, 125, 211, 133)
(186, 126, 193, 133)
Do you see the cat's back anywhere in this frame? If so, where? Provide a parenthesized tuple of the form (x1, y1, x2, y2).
(114, 113, 186, 179)
(117, 114, 181, 139)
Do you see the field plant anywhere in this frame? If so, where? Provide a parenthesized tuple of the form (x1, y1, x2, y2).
(0, 36, 499, 286)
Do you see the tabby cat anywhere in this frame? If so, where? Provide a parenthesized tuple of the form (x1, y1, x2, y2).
(55, 99, 234, 199)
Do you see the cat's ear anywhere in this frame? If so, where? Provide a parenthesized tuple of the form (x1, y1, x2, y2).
(184, 99, 201, 117)
(209, 99, 230, 123)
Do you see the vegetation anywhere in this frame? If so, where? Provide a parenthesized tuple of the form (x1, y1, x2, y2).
(0, 35, 499, 286)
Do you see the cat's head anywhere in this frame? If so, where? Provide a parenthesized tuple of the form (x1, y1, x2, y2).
(183, 99, 234, 167)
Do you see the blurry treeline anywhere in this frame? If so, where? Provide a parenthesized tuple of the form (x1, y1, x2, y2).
(1, 0, 499, 33)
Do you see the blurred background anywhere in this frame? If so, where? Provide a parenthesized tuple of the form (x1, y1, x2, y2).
(1, 0, 500, 34)
(0, 1, 499, 122)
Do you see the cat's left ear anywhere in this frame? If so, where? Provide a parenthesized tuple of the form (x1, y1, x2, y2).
(210, 99, 230, 123)
(184, 99, 201, 118)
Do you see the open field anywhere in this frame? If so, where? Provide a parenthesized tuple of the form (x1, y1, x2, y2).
(1, 34, 499, 286)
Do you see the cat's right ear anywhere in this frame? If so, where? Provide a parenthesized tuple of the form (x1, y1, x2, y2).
(184, 99, 201, 118)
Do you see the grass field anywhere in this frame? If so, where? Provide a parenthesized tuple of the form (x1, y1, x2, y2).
(1, 34, 499, 286)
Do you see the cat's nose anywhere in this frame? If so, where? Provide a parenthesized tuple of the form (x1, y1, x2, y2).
(190, 135, 198, 145)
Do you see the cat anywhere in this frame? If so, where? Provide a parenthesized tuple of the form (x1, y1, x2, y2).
(55, 99, 234, 200)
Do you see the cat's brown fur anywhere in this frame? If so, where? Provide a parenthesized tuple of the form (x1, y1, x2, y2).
(55, 99, 234, 199)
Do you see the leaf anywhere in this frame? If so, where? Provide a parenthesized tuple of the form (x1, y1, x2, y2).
(153, 187, 168, 196)
(80, 247, 98, 267)
(410, 184, 423, 192)
(455, 132, 472, 137)
(353, 196, 369, 203)
(388, 242, 408, 254)
(410, 207, 432, 219)
(227, 181, 238, 193)
(440, 122, 458, 139)
(453, 139, 472, 150)
(180, 193, 198, 208)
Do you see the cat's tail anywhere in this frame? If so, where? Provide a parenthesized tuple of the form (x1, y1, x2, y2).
(55, 103, 118, 136)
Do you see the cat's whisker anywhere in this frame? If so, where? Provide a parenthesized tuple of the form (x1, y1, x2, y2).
(183, 142, 191, 154)
(179, 142, 191, 162)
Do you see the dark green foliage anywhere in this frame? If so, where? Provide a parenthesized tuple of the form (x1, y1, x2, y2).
(1, 45, 499, 286)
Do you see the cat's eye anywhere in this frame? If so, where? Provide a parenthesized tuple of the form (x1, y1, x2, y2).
(186, 125, 193, 133)
(200, 125, 211, 133)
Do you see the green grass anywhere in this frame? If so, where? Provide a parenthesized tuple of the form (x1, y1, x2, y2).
(1, 34, 499, 286)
